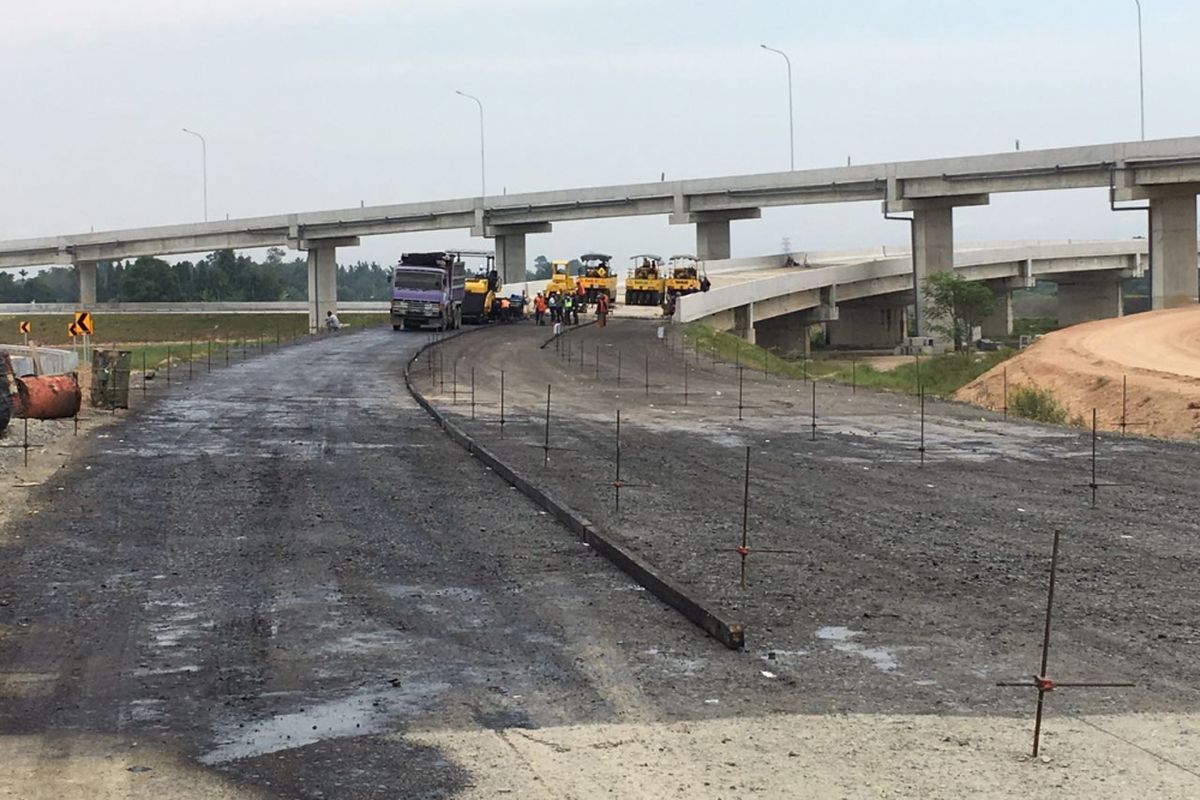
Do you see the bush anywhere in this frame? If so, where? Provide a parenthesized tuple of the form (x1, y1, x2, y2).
(1009, 385, 1067, 424)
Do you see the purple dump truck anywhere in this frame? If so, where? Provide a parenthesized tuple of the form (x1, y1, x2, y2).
(390, 252, 466, 331)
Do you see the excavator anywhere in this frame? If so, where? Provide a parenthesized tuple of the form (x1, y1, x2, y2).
(461, 251, 500, 324)
(575, 253, 617, 303)
(624, 254, 666, 306)
(665, 254, 703, 297)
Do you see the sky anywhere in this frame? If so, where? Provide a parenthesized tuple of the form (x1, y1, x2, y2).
(2, 0, 1198, 269)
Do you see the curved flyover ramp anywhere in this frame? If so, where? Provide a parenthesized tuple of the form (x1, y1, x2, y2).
(958, 307, 1200, 438)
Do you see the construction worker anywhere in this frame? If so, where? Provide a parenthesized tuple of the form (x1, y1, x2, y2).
(563, 293, 575, 326)
(534, 293, 547, 326)
(547, 292, 560, 324)
(596, 292, 609, 328)
(574, 284, 586, 324)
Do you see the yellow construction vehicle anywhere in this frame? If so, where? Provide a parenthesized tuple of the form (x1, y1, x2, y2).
(546, 259, 577, 296)
(624, 254, 666, 306)
(461, 252, 500, 324)
(665, 254, 703, 297)
(576, 253, 617, 303)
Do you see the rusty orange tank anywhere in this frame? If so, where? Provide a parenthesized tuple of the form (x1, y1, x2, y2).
(16, 374, 82, 419)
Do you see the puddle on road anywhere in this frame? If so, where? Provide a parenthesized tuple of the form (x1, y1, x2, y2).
(198, 681, 450, 765)
(816, 626, 899, 673)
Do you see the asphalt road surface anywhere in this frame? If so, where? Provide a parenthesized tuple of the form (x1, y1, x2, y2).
(0, 329, 793, 799)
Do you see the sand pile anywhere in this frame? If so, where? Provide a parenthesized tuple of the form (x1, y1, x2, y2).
(957, 307, 1200, 439)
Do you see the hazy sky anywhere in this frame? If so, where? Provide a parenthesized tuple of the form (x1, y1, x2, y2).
(3, 0, 1198, 269)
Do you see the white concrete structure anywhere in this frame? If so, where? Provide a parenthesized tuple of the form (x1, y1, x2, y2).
(677, 240, 1159, 351)
(0, 136, 1196, 331)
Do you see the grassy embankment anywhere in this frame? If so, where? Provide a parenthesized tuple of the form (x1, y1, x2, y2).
(0, 313, 389, 370)
(682, 323, 1013, 398)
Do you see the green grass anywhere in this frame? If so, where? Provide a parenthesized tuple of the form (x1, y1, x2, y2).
(1008, 385, 1068, 424)
(683, 323, 1015, 397)
(1, 312, 389, 373)
(0, 312, 388, 347)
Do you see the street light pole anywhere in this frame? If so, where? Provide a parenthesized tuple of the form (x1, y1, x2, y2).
(181, 127, 208, 221)
(1133, 0, 1145, 140)
(455, 90, 486, 198)
(760, 44, 794, 171)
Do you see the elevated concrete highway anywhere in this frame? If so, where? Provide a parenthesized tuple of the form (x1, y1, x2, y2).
(678, 240, 1162, 351)
(1, 135, 1197, 332)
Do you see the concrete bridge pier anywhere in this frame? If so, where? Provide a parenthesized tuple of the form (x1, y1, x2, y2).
(753, 292, 839, 355)
(671, 208, 761, 261)
(77, 261, 98, 307)
(300, 237, 359, 333)
(978, 276, 1034, 338)
(475, 222, 551, 286)
(1052, 272, 1125, 327)
(732, 303, 755, 343)
(826, 295, 907, 348)
(885, 194, 989, 338)
(1149, 193, 1199, 309)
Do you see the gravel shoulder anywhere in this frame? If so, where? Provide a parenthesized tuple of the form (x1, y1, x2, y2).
(409, 318, 1200, 794)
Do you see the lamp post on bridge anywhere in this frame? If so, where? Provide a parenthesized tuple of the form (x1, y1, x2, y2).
(181, 127, 208, 222)
(760, 44, 795, 171)
(455, 90, 487, 198)
(1133, 0, 1145, 140)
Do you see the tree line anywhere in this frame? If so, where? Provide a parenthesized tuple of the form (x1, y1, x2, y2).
(0, 248, 392, 303)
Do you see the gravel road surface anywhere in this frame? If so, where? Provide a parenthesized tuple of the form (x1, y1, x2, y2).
(4, 324, 1200, 799)
(0, 328, 799, 799)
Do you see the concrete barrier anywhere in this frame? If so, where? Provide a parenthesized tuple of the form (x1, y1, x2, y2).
(0, 345, 80, 376)
(405, 330, 746, 650)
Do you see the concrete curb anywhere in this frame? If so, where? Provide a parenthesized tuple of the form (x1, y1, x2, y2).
(404, 331, 745, 651)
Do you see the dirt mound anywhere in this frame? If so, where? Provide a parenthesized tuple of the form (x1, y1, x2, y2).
(956, 307, 1200, 438)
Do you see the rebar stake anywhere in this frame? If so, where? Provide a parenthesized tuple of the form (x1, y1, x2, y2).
(142, 351, 148, 398)
(644, 353, 649, 397)
(189, 341, 194, 382)
(1120, 375, 1127, 436)
(738, 366, 744, 421)
(996, 529, 1135, 757)
(453, 359, 458, 405)
(1090, 408, 1098, 509)
(919, 384, 927, 467)
(810, 381, 817, 441)
(543, 383, 552, 467)
(739, 446, 751, 588)
(683, 362, 689, 406)
(167, 345, 172, 387)
(500, 369, 506, 438)
(471, 367, 476, 420)
(1003, 366, 1009, 420)
(614, 409, 622, 513)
